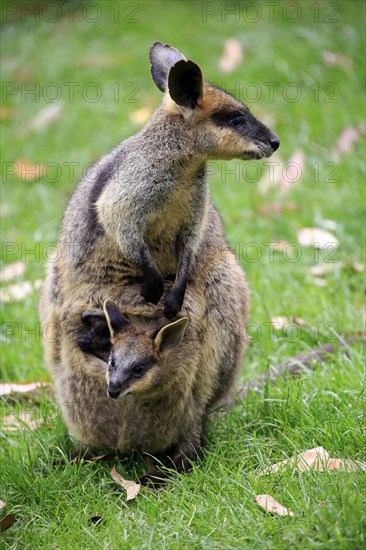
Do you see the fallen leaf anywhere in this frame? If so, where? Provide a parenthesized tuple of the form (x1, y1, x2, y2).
(0, 261, 26, 282)
(331, 125, 365, 161)
(348, 262, 364, 273)
(310, 262, 343, 276)
(13, 159, 44, 182)
(271, 316, 306, 330)
(129, 107, 151, 125)
(259, 446, 366, 476)
(25, 103, 63, 133)
(297, 227, 339, 249)
(256, 495, 294, 516)
(0, 382, 49, 397)
(312, 277, 328, 287)
(2, 411, 44, 432)
(0, 513, 16, 532)
(0, 281, 33, 302)
(281, 150, 304, 194)
(258, 157, 284, 193)
(257, 202, 298, 216)
(0, 107, 14, 121)
(322, 51, 352, 69)
(110, 465, 141, 501)
(219, 39, 243, 73)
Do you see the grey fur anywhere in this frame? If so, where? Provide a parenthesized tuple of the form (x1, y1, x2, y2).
(39, 42, 280, 481)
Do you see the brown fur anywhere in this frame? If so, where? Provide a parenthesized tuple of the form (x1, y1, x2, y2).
(39, 42, 280, 480)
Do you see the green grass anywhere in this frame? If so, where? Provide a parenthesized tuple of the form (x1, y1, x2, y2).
(1, 0, 365, 548)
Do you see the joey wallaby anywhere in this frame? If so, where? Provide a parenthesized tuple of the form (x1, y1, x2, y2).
(48, 41, 279, 320)
(42, 257, 248, 483)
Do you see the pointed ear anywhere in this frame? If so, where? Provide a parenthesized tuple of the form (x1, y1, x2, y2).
(103, 300, 129, 339)
(168, 60, 203, 109)
(81, 310, 108, 335)
(154, 317, 189, 354)
(150, 41, 186, 92)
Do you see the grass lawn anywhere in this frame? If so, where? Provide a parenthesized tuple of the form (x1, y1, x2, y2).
(1, 0, 365, 548)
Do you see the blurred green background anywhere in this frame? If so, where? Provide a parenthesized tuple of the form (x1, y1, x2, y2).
(0, 1, 365, 547)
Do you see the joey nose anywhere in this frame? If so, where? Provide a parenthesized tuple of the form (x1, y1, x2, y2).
(269, 135, 280, 151)
(108, 384, 121, 399)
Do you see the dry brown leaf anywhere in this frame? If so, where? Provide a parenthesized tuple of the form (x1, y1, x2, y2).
(348, 262, 364, 273)
(332, 125, 365, 161)
(0, 107, 14, 120)
(259, 446, 366, 476)
(25, 103, 63, 132)
(271, 316, 306, 330)
(2, 411, 44, 432)
(110, 465, 140, 501)
(257, 202, 298, 216)
(13, 159, 44, 182)
(310, 262, 343, 276)
(0, 281, 33, 302)
(219, 39, 243, 73)
(129, 107, 152, 125)
(256, 495, 294, 516)
(0, 261, 25, 282)
(0, 513, 16, 533)
(258, 158, 284, 193)
(297, 227, 339, 249)
(0, 382, 49, 397)
(322, 51, 352, 69)
(281, 150, 304, 194)
(312, 277, 327, 287)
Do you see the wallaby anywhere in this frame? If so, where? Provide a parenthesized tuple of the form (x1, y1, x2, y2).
(42, 255, 249, 484)
(49, 41, 279, 319)
(39, 41, 280, 480)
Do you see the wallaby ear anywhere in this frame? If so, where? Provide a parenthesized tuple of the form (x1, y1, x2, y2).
(168, 60, 203, 109)
(150, 41, 186, 92)
(103, 300, 129, 339)
(81, 310, 108, 335)
(154, 317, 189, 354)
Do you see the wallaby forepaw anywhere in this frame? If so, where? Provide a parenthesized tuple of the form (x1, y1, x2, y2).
(163, 290, 183, 319)
(141, 275, 164, 304)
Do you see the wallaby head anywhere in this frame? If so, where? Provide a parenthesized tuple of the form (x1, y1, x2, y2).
(150, 41, 280, 160)
(81, 300, 189, 399)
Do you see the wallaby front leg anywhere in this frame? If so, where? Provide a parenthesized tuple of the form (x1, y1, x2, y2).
(120, 233, 164, 304)
(163, 230, 195, 318)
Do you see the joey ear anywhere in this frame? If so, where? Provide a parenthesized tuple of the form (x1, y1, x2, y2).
(81, 310, 108, 335)
(168, 60, 203, 109)
(103, 300, 129, 339)
(150, 41, 186, 92)
(154, 317, 189, 354)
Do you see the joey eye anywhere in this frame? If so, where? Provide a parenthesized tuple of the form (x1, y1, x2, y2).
(230, 115, 244, 128)
(131, 364, 146, 378)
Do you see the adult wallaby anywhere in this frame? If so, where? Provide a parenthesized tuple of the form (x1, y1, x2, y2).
(39, 41, 279, 480)
(48, 41, 279, 319)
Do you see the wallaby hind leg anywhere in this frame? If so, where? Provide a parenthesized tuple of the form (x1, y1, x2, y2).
(139, 429, 203, 486)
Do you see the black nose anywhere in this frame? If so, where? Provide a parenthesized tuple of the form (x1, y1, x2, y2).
(269, 135, 280, 151)
(108, 385, 121, 399)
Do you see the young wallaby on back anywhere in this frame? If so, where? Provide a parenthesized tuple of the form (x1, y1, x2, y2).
(57, 42, 279, 318)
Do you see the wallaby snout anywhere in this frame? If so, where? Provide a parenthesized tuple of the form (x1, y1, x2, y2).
(107, 382, 122, 399)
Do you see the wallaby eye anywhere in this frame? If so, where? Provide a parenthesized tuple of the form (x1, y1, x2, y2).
(230, 115, 245, 128)
(131, 364, 146, 378)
